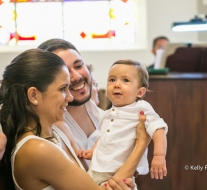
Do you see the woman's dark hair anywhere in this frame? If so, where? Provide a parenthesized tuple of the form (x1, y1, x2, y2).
(0, 49, 66, 188)
(38, 38, 80, 55)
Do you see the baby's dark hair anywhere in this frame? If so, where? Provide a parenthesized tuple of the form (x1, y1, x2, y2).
(111, 59, 149, 99)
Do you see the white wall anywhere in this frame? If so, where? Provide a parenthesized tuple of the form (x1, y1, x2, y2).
(0, 0, 199, 88)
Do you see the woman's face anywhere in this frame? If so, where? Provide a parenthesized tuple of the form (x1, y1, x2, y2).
(36, 66, 73, 125)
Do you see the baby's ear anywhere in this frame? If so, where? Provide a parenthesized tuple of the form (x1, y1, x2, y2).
(137, 87, 146, 98)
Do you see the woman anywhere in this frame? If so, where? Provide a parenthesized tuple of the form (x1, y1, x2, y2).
(0, 49, 148, 190)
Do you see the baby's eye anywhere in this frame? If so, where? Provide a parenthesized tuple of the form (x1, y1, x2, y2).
(123, 78, 129, 82)
(109, 78, 115, 82)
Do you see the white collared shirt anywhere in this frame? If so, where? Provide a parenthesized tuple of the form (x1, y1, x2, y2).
(91, 100, 168, 175)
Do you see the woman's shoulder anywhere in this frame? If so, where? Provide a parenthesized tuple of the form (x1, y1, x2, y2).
(16, 135, 61, 164)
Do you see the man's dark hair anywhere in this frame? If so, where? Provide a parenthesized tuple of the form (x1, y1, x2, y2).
(38, 38, 80, 55)
(152, 36, 169, 48)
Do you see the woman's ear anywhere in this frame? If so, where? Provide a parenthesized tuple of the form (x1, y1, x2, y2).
(137, 87, 147, 99)
(27, 87, 39, 106)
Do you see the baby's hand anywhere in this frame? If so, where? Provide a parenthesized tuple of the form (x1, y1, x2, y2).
(150, 155, 167, 179)
(76, 149, 93, 160)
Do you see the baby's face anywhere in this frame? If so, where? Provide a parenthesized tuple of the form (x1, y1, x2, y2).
(106, 64, 142, 107)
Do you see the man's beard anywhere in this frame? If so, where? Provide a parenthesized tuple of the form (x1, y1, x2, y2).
(68, 79, 92, 106)
(68, 93, 91, 106)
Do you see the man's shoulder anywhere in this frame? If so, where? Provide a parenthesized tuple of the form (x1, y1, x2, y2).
(85, 100, 104, 114)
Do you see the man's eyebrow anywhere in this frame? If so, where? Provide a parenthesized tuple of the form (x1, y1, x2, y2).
(74, 59, 83, 64)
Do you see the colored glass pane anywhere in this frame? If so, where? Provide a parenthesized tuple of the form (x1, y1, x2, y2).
(0, 0, 145, 50)
(16, 2, 63, 45)
(0, 2, 15, 45)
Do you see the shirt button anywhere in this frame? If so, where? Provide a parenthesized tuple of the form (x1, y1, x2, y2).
(112, 109, 115, 111)
(111, 119, 113, 122)
(107, 129, 110, 132)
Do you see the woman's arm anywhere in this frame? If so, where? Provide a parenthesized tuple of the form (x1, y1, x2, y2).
(113, 112, 151, 179)
(17, 138, 134, 190)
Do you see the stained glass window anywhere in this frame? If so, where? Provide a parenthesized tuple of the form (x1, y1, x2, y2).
(0, 0, 146, 50)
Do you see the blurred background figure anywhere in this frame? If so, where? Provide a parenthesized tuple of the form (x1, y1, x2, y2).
(148, 36, 169, 68)
(87, 64, 100, 106)
(151, 36, 169, 56)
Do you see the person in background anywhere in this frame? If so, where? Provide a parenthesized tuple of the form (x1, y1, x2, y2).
(77, 60, 168, 186)
(147, 36, 169, 68)
(86, 64, 100, 106)
(0, 49, 140, 190)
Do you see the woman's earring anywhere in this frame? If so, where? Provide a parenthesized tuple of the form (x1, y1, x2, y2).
(34, 100, 38, 105)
